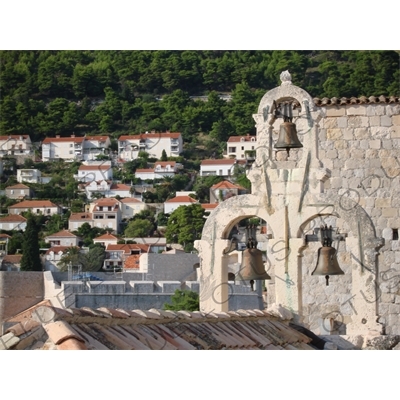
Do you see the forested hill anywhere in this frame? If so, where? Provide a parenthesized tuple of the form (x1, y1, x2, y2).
(1, 50, 399, 143)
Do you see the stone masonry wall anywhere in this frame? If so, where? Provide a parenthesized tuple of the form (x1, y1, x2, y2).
(287, 102, 400, 334)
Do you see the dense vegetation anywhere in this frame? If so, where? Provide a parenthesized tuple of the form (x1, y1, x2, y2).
(1, 50, 399, 146)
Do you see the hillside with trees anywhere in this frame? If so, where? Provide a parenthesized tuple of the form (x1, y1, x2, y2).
(1, 50, 399, 146)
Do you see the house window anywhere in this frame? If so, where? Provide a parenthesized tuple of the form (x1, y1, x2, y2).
(70, 144, 73, 147)
(36, 209, 40, 213)
(393, 229, 399, 240)
(10, 190, 14, 194)
(241, 146, 244, 150)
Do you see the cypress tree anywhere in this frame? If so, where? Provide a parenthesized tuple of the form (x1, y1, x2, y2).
(20, 214, 42, 271)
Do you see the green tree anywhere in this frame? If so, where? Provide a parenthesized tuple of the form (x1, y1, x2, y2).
(165, 204, 205, 251)
(20, 214, 42, 271)
(57, 244, 105, 272)
(163, 289, 199, 311)
(124, 219, 154, 237)
(161, 149, 168, 161)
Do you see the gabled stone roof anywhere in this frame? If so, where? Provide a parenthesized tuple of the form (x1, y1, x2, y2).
(1, 305, 315, 350)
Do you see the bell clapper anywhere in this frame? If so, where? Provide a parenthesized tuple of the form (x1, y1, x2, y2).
(325, 275, 329, 286)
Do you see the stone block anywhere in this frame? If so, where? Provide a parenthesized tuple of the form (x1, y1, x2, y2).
(369, 116, 381, 126)
(346, 105, 367, 116)
(369, 139, 381, 149)
(382, 208, 398, 218)
(327, 128, 342, 140)
(392, 114, 400, 125)
(323, 118, 338, 129)
(326, 107, 346, 117)
(376, 198, 391, 208)
(158, 281, 182, 293)
(359, 140, 369, 149)
(374, 105, 386, 116)
(129, 281, 155, 294)
(391, 126, 400, 138)
(343, 129, 354, 140)
(381, 115, 392, 127)
(354, 127, 370, 139)
(386, 105, 400, 117)
(334, 140, 348, 150)
(326, 149, 338, 159)
(337, 117, 347, 128)
(366, 105, 376, 116)
(382, 139, 393, 149)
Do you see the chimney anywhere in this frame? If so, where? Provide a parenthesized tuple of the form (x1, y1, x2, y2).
(71, 134, 75, 138)
(56, 135, 60, 138)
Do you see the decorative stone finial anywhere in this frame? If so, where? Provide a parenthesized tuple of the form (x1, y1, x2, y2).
(280, 70, 292, 85)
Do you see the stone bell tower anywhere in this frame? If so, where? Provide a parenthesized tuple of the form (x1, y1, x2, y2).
(195, 71, 384, 336)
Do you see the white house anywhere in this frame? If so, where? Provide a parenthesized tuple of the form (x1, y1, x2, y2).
(164, 195, 198, 214)
(68, 212, 94, 231)
(225, 134, 257, 160)
(42, 134, 111, 162)
(83, 136, 111, 161)
(120, 198, 147, 219)
(0, 135, 32, 156)
(5, 184, 33, 199)
(93, 233, 119, 247)
(8, 200, 61, 216)
(89, 198, 122, 233)
(75, 162, 113, 182)
(135, 161, 182, 180)
(42, 135, 85, 161)
(209, 180, 248, 203)
(42, 246, 76, 272)
(82, 180, 111, 199)
(118, 132, 183, 161)
(17, 169, 42, 184)
(107, 183, 132, 198)
(44, 230, 80, 247)
(200, 159, 236, 177)
(0, 214, 27, 231)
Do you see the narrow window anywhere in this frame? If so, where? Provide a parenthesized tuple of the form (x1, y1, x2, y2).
(393, 229, 399, 240)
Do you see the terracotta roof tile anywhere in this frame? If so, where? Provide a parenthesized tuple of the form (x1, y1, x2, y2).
(211, 180, 245, 190)
(2, 304, 316, 350)
(0, 214, 27, 222)
(6, 183, 30, 189)
(201, 159, 236, 166)
(313, 95, 400, 106)
(154, 161, 176, 167)
(78, 165, 111, 171)
(2, 255, 22, 264)
(93, 233, 118, 240)
(69, 212, 92, 220)
(165, 195, 198, 203)
(119, 132, 181, 141)
(227, 135, 257, 143)
(46, 230, 77, 238)
(42, 136, 84, 143)
(9, 200, 58, 208)
(120, 198, 142, 203)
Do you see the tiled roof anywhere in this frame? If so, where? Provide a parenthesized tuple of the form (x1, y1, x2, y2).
(154, 161, 176, 167)
(135, 169, 154, 173)
(201, 159, 236, 166)
(94, 233, 118, 241)
(42, 136, 84, 143)
(9, 200, 57, 208)
(106, 244, 150, 254)
(1, 255, 22, 264)
(165, 196, 198, 204)
(110, 183, 131, 191)
(85, 136, 110, 142)
(201, 204, 218, 210)
(211, 180, 245, 190)
(313, 95, 400, 106)
(227, 135, 257, 143)
(6, 183, 30, 189)
(0, 233, 12, 239)
(45, 246, 75, 255)
(120, 198, 142, 203)
(0, 214, 27, 222)
(124, 254, 141, 269)
(0, 135, 30, 140)
(46, 230, 77, 238)
(119, 132, 181, 141)
(69, 212, 93, 221)
(1, 305, 315, 350)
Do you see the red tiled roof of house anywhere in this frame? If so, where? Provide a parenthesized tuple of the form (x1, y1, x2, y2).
(118, 132, 181, 141)
(211, 180, 245, 190)
(124, 254, 141, 269)
(227, 135, 257, 143)
(69, 212, 93, 221)
(0, 135, 30, 140)
(135, 169, 154, 173)
(46, 230, 77, 238)
(42, 136, 84, 143)
(85, 136, 110, 142)
(0, 214, 27, 222)
(201, 159, 236, 166)
(201, 204, 218, 210)
(93, 233, 118, 241)
(1, 255, 22, 264)
(0, 233, 12, 239)
(9, 200, 58, 208)
(6, 183, 30, 189)
(110, 183, 131, 191)
(106, 244, 150, 254)
(165, 196, 198, 203)
(45, 246, 76, 255)
(154, 161, 176, 168)
(120, 198, 142, 203)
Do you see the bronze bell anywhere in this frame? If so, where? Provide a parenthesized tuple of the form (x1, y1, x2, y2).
(311, 243, 344, 286)
(274, 121, 303, 155)
(237, 247, 271, 281)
